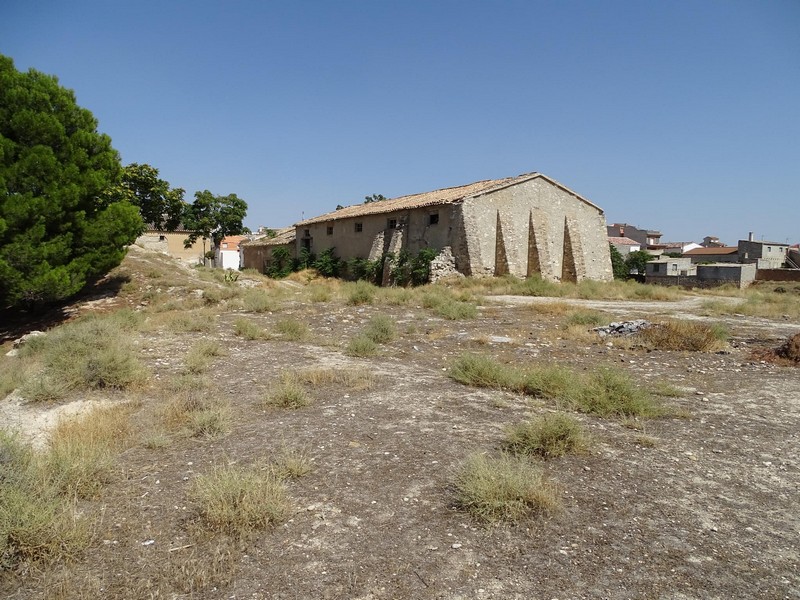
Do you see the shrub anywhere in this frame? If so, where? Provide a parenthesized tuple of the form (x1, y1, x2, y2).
(308, 283, 333, 303)
(242, 288, 280, 313)
(577, 368, 662, 418)
(312, 248, 342, 278)
(19, 315, 148, 401)
(233, 317, 266, 340)
(271, 446, 313, 479)
(343, 280, 376, 305)
(190, 464, 290, 535)
(504, 413, 589, 458)
(184, 340, 225, 374)
(564, 310, 608, 328)
(363, 314, 396, 344)
(638, 321, 729, 352)
(453, 452, 560, 522)
(447, 354, 516, 389)
(264, 373, 310, 409)
(274, 318, 310, 341)
(162, 379, 231, 437)
(345, 335, 378, 357)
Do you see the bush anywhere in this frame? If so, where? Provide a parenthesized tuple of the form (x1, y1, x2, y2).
(453, 452, 560, 522)
(312, 248, 342, 278)
(233, 317, 266, 340)
(345, 335, 378, 357)
(264, 373, 310, 409)
(343, 280, 377, 305)
(242, 288, 280, 313)
(504, 413, 589, 458)
(19, 315, 148, 401)
(639, 321, 729, 352)
(274, 318, 310, 341)
(363, 314, 396, 344)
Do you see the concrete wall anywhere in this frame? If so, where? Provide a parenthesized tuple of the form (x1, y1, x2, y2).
(217, 249, 241, 270)
(458, 177, 612, 281)
(696, 263, 756, 288)
(738, 240, 788, 269)
(135, 231, 204, 264)
(755, 269, 800, 282)
(646, 258, 695, 277)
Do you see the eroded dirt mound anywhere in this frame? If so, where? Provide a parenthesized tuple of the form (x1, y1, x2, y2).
(777, 332, 800, 362)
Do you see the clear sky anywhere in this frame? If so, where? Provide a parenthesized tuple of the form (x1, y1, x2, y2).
(2, 0, 798, 245)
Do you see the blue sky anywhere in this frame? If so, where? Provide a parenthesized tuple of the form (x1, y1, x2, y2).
(2, 0, 798, 245)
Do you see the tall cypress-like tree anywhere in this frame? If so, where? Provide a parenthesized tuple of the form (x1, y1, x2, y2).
(0, 55, 143, 308)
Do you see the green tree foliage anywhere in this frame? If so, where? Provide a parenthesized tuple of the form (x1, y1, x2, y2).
(111, 163, 185, 231)
(609, 244, 628, 279)
(625, 250, 655, 276)
(0, 55, 143, 308)
(364, 194, 386, 204)
(390, 248, 438, 286)
(183, 190, 248, 248)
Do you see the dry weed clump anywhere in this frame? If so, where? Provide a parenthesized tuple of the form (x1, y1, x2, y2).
(295, 367, 375, 391)
(184, 339, 226, 374)
(342, 280, 377, 305)
(263, 372, 310, 408)
(273, 318, 310, 341)
(504, 413, 590, 459)
(233, 317, 266, 340)
(16, 313, 148, 402)
(190, 463, 290, 536)
(453, 452, 560, 523)
(162, 377, 231, 437)
(638, 321, 729, 352)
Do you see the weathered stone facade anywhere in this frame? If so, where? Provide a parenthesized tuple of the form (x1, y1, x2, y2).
(295, 173, 613, 283)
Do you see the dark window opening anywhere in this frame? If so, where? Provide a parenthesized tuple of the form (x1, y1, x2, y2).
(159, 235, 166, 241)
(326, 226, 333, 235)
(302, 238, 311, 250)
(355, 222, 363, 233)
(429, 213, 439, 225)
(387, 218, 397, 229)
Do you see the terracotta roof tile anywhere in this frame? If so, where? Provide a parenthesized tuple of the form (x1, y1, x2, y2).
(295, 172, 600, 226)
(683, 247, 739, 255)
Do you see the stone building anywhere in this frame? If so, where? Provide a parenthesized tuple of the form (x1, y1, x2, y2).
(738, 236, 789, 270)
(606, 223, 662, 247)
(294, 172, 613, 282)
(135, 227, 205, 264)
(240, 228, 296, 272)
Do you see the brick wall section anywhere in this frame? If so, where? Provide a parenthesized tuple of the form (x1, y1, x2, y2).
(755, 269, 800, 282)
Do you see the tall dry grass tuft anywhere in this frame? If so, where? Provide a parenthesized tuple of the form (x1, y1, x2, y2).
(638, 321, 729, 352)
(453, 452, 560, 522)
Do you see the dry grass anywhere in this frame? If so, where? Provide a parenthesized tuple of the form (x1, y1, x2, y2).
(638, 321, 729, 352)
(453, 452, 560, 523)
(503, 413, 590, 458)
(190, 463, 290, 536)
(342, 280, 377, 305)
(345, 335, 379, 357)
(448, 354, 664, 418)
(17, 313, 148, 402)
(294, 367, 375, 391)
(263, 373, 310, 409)
(162, 377, 231, 437)
(273, 318, 310, 341)
(233, 317, 266, 340)
(241, 288, 282, 313)
(184, 339, 226, 374)
(362, 314, 397, 344)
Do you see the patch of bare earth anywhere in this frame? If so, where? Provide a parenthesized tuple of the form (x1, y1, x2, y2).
(1, 251, 798, 599)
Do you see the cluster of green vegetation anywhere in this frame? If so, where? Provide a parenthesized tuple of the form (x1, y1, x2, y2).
(346, 314, 397, 357)
(448, 353, 664, 418)
(0, 54, 249, 309)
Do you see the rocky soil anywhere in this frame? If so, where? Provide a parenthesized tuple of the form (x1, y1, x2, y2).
(1, 248, 798, 600)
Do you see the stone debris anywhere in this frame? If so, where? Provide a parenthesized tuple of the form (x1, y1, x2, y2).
(776, 332, 800, 362)
(593, 320, 652, 337)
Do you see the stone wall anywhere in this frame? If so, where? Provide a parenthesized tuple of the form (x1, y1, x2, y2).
(755, 269, 800, 282)
(459, 177, 612, 282)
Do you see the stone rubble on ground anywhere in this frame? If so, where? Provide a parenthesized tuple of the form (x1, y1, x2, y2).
(593, 320, 652, 337)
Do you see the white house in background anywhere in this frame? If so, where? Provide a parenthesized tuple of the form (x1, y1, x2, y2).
(608, 236, 641, 256)
(216, 235, 246, 270)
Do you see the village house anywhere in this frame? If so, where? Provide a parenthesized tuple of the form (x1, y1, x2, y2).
(606, 223, 662, 247)
(683, 246, 740, 264)
(215, 236, 247, 270)
(738, 234, 790, 270)
(293, 172, 613, 283)
(240, 228, 296, 272)
(608, 236, 641, 256)
(135, 225, 204, 264)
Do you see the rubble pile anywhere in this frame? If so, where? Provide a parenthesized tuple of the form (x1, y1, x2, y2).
(593, 320, 652, 337)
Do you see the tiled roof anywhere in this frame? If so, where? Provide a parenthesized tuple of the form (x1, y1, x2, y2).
(241, 228, 296, 247)
(295, 172, 601, 226)
(219, 235, 247, 251)
(683, 247, 738, 255)
(608, 236, 641, 245)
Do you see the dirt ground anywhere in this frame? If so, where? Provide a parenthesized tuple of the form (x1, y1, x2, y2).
(2, 248, 799, 600)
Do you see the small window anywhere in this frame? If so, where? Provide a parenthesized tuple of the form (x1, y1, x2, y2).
(222, 243, 228, 248)
(158, 235, 166, 241)
(303, 229, 310, 237)
(355, 222, 363, 233)
(653, 263, 661, 272)
(767, 246, 771, 252)
(387, 218, 397, 229)
(429, 213, 439, 225)
(327, 226, 333, 235)
(671, 264, 678, 272)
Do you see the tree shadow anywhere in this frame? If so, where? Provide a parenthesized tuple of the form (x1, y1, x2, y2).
(0, 273, 131, 345)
